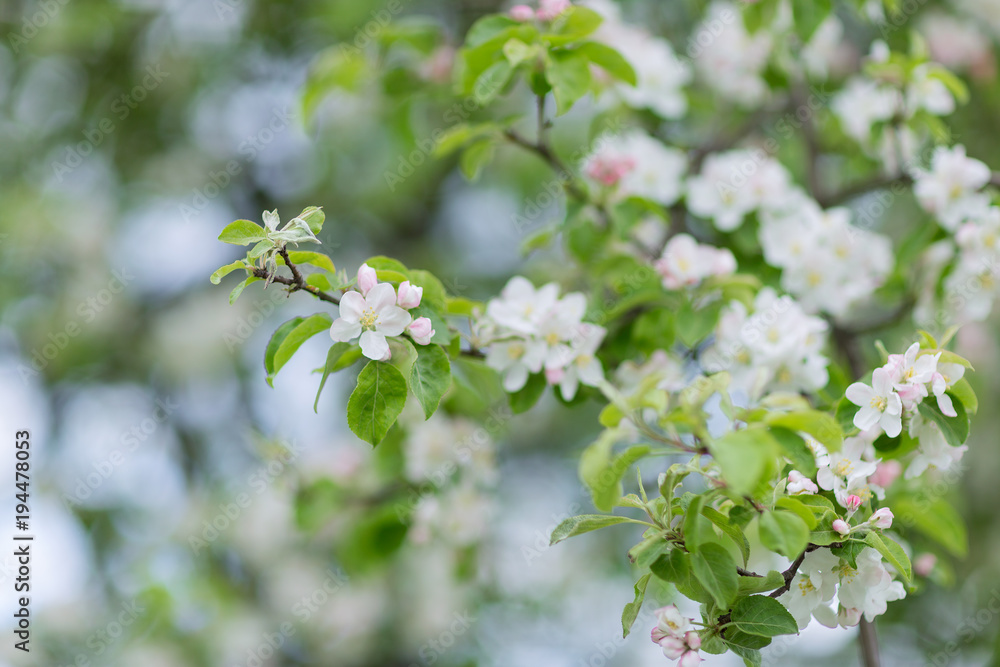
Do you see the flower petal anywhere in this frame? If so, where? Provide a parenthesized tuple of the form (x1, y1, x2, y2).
(503, 364, 529, 392)
(338, 291, 366, 322)
(376, 305, 412, 336)
(329, 318, 361, 343)
(367, 283, 397, 313)
(853, 406, 880, 431)
(359, 330, 389, 360)
(936, 392, 957, 418)
(845, 382, 873, 407)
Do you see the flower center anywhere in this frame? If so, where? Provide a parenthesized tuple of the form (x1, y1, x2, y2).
(576, 354, 592, 368)
(508, 344, 525, 360)
(833, 459, 853, 477)
(870, 396, 887, 411)
(545, 332, 560, 346)
(797, 578, 816, 595)
(359, 309, 379, 329)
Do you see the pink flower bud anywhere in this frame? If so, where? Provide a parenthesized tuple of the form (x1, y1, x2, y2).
(537, 0, 571, 20)
(586, 154, 636, 186)
(510, 4, 535, 21)
(357, 263, 377, 295)
(869, 507, 893, 529)
(832, 519, 851, 536)
(545, 366, 565, 384)
(787, 470, 819, 495)
(651, 627, 668, 644)
(397, 280, 423, 309)
(683, 631, 701, 650)
(845, 495, 862, 512)
(407, 317, 434, 345)
(914, 553, 937, 577)
(658, 636, 686, 659)
(869, 460, 902, 489)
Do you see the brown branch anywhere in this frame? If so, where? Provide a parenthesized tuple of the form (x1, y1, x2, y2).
(859, 618, 881, 667)
(817, 173, 913, 208)
(253, 251, 341, 305)
(768, 542, 842, 599)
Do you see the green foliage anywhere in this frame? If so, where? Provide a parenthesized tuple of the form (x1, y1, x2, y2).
(621, 573, 650, 638)
(730, 595, 799, 637)
(219, 219, 267, 245)
(691, 542, 739, 609)
(409, 344, 451, 419)
(917, 394, 969, 446)
(759, 510, 810, 559)
(549, 514, 643, 545)
(347, 361, 409, 446)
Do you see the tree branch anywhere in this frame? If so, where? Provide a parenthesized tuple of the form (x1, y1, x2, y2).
(817, 173, 913, 208)
(859, 618, 881, 667)
(252, 249, 341, 305)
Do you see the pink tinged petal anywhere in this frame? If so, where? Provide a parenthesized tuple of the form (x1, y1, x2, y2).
(936, 392, 957, 417)
(503, 364, 529, 392)
(678, 650, 702, 667)
(330, 318, 362, 342)
(357, 263, 378, 295)
(832, 519, 851, 536)
(359, 330, 389, 360)
(854, 406, 881, 431)
(367, 283, 397, 313)
(846, 382, 874, 407)
(397, 281, 422, 309)
(338, 291, 366, 322)
(376, 305, 412, 336)
(659, 637, 686, 660)
(407, 317, 433, 345)
(885, 393, 902, 416)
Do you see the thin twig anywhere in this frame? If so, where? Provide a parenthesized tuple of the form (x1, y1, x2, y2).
(859, 618, 881, 667)
(817, 173, 913, 208)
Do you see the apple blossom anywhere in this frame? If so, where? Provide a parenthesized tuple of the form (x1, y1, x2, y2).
(509, 4, 535, 21)
(693, 2, 773, 106)
(408, 317, 434, 345)
(546, 323, 607, 400)
(777, 549, 839, 629)
(869, 508, 893, 529)
(787, 470, 819, 495)
(845, 495, 862, 512)
(486, 340, 547, 392)
(846, 367, 903, 437)
(396, 281, 423, 309)
(912, 145, 992, 229)
(868, 460, 902, 490)
(835, 548, 906, 622)
(651, 605, 689, 639)
(357, 262, 378, 296)
(654, 234, 736, 290)
(931, 361, 966, 417)
(832, 519, 851, 536)
(330, 283, 412, 360)
(582, 130, 687, 205)
(536, 0, 571, 21)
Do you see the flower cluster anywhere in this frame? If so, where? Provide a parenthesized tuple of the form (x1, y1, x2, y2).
(582, 129, 687, 204)
(693, 2, 773, 107)
(650, 605, 702, 666)
(759, 201, 893, 317)
(654, 234, 736, 290)
(778, 548, 906, 630)
(477, 276, 606, 399)
(911, 144, 992, 230)
(686, 149, 795, 232)
(701, 288, 830, 399)
(586, 0, 690, 119)
(330, 264, 435, 360)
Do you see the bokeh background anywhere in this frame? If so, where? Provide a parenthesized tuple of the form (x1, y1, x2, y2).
(1, 0, 1000, 665)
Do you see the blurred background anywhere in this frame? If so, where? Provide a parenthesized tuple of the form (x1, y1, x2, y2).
(1, 0, 1000, 665)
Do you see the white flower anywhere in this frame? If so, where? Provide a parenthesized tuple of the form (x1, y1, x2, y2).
(885, 342, 939, 408)
(832, 77, 897, 143)
(330, 283, 413, 360)
(546, 323, 607, 400)
(651, 605, 690, 640)
(486, 339, 546, 392)
(485, 277, 560, 335)
(846, 367, 903, 437)
(931, 361, 965, 417)
(905, 416, 968, 479)
(816, 437, 879, 507)
(693, 2, 773, 107)
(655, 234, 736, 289)
(687, 150, 794, 231)
(836, 547, 906, 622)
(912, 145, 992, 229)
(907, 64, 956, 117)
(583, 130, 687, 205)
(777, 549, 839, 629)
(870, 508, 893, 529)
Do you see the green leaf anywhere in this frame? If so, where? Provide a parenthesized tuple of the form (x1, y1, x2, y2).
(948, 378, 977, 415)
(546, 50, 592, 116)
(502, 38, 537, 66)
(770, 427, 818, 477)
(581, 439, 652, 512)
(730, 595, 799, 637)
(473, 60, 514, 106)
(691, 542, 738, 609)
(313, 343, 360, 412)
(270, 314, 334, 384)
(282, 251, 336, 274)
(766, 410, 843, 451)
(683, 494, 708, 553)
(759, 511, 810, 559)
(229, 276, 260, 304)
(738, 570, 785, 596)
(460, 139, 496, 180)
(410, 344, 451, 419)
(465, 14, 519, 47)
(650, 549, 688, 583)
(710, 427, 778, 496)
(211, 261, 248, 285)
(703, 506, 751, 565)
(549, 514, 638, 545)
(775, 497, 819, 530)
(835, 396, 860, 435)
(831, 538, 866, 569)
(675, 298, 723, 347)
(864, 532, 912, 585)
(576, 41, 636, 85)
(510, 372, 547, 413)
(264, 318, 305, 385)
(917, 394, 969, 446)
(219, 219, 267, 245)
(347, 361, 409, 446)
(621, 574, 650, 638)
(893, 497, 967, 557)
(543, 6, 603, 45)
(296, 206, 325, 235)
